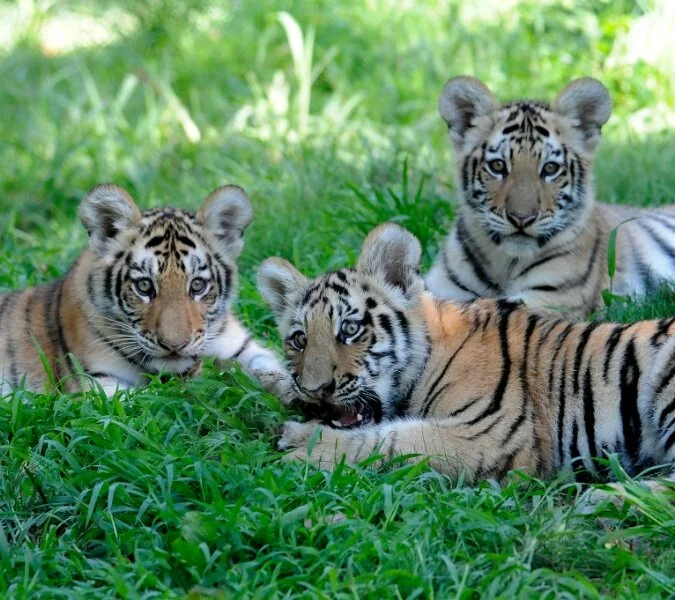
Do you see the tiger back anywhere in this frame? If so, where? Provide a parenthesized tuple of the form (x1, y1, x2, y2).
(260, 224, 675, 485)
(426, 76, 675, 320)
(0, 184, 284, 395)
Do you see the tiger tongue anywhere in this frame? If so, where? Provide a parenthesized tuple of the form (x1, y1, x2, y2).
(339, 412, 359, 426)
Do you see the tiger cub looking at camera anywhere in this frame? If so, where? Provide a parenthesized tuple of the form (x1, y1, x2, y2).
(259, 224, 675, 485)
(426, 76, 675, 320)
(0, 184, 285, 395)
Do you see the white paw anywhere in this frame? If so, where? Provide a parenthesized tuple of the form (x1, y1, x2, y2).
(278, 420, 316, 451)
(248, 353, 283, 373)
(254, 368, 297, 403)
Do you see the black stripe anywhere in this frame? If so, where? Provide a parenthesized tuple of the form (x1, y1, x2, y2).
(465, 301, 516, 425)
(602, 324, 629, 382)
(582, 367, 596, 458)
(176, 235, 196, 248)
(659, 396, 675, 430)
(53, 279, 75, 374)
(516, 248, 573, 278)
(232, 336, 252, 359)
(503, 411, 526, 444)
(664, 429, 675, 453)
(422, 334, 472, 417)
(636, 220, 675, 267)
(456, 216, 499, 291)
(0, 293, 14, 326)
(447, 395, 482, 418)
(572, 322, 601, 395)
(656, 358, 675, 428)
(619, 338, 642, 467)
(527, 236, 600, 293)
(651, 317, 675, 347)
(519, 314, 539, 404)
(145, 236, 165, 248)
(441, 247, 478, 296)
(556, 353, 568, 466)
(44, 282, 65, 381)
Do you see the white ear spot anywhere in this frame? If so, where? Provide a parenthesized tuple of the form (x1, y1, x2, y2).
(257, 258, 308, 318)
(357, 223, 422, 294)
(79, 184, 142, 254)
(197, 185, 253, 258)
(439, 76, 499, 150)
(553, 78, 611, 153)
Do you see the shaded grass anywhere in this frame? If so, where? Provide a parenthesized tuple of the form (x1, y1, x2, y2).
(1, 0, 675, 597)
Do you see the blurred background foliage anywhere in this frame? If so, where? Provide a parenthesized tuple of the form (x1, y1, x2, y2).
(0, 0, 673, 288)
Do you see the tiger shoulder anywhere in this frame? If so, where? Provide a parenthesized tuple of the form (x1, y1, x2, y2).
(0, 184, 285, 395)
(426, 76, 675, 320)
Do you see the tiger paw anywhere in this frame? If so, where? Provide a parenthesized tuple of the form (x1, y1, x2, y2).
(278, 420, 317, 451)
(254, 367, 298, 404)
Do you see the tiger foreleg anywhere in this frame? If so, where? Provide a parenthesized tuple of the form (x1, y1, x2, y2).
(205, 316, 296, 403)
(278, 418, 499, 480)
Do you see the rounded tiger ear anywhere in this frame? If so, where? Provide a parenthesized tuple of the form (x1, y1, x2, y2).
(257, 258, 308, 318)
(439, 76, 499, 149)
(553, 78, 611, 153)
(79, 183, 142, 254)
(357, 223, 422, 296)
(197, 185, 253, 258)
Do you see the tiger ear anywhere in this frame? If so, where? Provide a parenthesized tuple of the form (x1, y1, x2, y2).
(257, 258, 308, 318)
(197, 185, 253, 258)
(357, 223, 422, 295)
(80, 184, 142, 254)
(439, 76, 499, 150)
(553, 78, 611, 153)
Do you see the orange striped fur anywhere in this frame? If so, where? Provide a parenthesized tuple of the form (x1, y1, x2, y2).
(261, 224, 675, 484)
(0, 184, 286, 395)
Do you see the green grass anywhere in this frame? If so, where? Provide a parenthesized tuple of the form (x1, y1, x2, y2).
(1, 0, 675, 597)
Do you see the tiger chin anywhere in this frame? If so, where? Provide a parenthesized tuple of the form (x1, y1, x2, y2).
(258, 223, 675, 488)
(426, 76, 675, 320)
(0, 183, 288, 396)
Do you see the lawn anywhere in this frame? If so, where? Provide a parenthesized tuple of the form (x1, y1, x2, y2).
(1, 0, 675, 597)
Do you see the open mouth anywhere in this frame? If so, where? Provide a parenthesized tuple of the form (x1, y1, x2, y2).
(327, 401, 374, 429)
(297, 396, 382, 430)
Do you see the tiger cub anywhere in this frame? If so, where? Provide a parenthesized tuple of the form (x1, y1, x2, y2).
(259, 224, 675, 485)
(0, 184, 286, 395)
(426, 76, 675, 320)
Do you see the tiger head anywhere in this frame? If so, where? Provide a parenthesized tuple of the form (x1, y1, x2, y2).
(79, 183, 252, 374)
(258, 224, 429, 428)
(439, 76, 611, 256)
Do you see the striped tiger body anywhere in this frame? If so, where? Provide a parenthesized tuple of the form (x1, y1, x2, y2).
(426, 77, 675, 319)
(0, 184, 285, 395)
(260, 224, 675, 484)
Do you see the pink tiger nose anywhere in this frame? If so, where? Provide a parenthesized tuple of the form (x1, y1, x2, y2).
(506, 209, 538, 230)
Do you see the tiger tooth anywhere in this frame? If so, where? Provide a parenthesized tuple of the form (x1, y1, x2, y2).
(357, 413, 363, 421)
(332, 420, 343, 428)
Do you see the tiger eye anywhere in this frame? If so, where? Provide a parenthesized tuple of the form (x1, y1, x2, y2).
(134, 278, 154, 296)
(289, 331, 307, 351)
(190, 277, 207, 294)
(542, 161, 560, 176)
(487, 159, 507, 175)
(341, 320, 361, 337)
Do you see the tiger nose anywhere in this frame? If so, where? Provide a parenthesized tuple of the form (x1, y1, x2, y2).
(303, 379, 336, 399)
(506, 210, 538, 230)
(158, 337, 189, 352)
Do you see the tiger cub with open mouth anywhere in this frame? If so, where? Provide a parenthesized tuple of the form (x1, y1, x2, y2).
(0, 184, 285, 395)
(259, 224, 675, 485)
